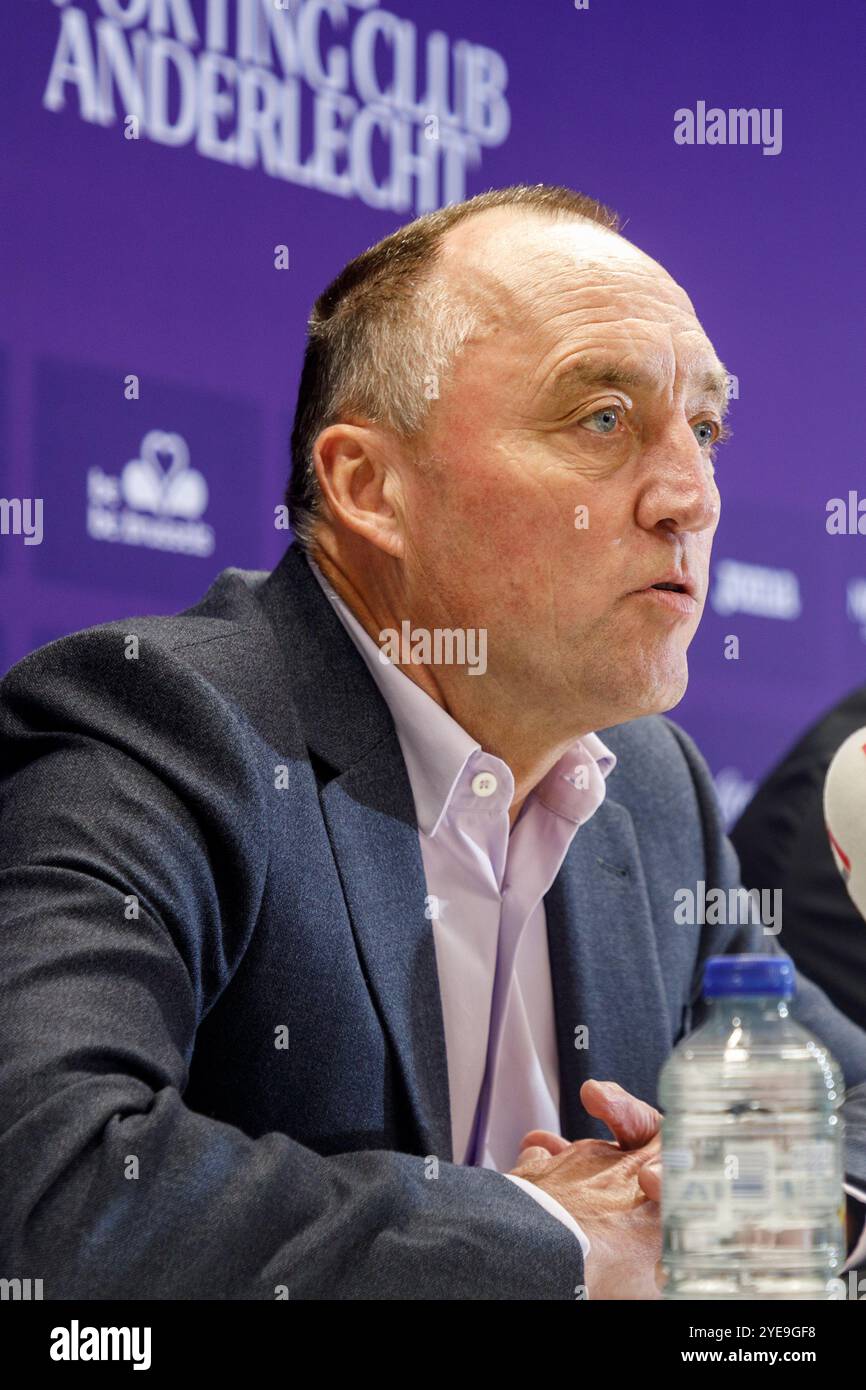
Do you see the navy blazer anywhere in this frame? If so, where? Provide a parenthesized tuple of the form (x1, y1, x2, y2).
(1, 543, 865, 1299)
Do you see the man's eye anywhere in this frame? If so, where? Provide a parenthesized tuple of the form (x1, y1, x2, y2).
(693, 420, 718, 447)
(580, 406, 621, 435)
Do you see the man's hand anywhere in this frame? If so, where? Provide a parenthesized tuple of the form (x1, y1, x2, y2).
(508, 1079, 663, 1299)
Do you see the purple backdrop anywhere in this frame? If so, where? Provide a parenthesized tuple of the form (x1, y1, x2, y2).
(3, 0, 865, 825)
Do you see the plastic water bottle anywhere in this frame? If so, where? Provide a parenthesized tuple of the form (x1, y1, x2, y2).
(659, 954, 847, 1300)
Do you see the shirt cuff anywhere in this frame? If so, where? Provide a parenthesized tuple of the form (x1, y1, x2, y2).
(843, 1181, 866, 1272)
(503, 1173, 591, 1264)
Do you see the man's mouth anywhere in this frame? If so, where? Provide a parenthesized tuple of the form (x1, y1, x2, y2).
(630, 574, 699, 615)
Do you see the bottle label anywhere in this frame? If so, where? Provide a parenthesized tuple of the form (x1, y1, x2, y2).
(664, 1140, 839, 1234)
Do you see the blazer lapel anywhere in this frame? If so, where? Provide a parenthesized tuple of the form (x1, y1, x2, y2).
(318, 743, 452, 1160)
(257, 546, 452, 1160)
(546, 797, 673, 1139)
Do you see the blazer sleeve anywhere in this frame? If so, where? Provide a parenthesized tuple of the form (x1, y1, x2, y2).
(0, 629, 583, 1301)
(664, 718, 866, 1204)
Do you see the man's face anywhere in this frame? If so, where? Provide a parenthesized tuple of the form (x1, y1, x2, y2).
(397, 209, 725, 734)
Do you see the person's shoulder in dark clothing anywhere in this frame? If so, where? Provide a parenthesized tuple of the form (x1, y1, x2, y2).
(731, 684, 866, 1032)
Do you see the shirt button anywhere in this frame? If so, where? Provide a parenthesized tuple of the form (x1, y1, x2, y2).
(471, 771, 498, 798)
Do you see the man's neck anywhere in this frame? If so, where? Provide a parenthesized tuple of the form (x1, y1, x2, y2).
(309, 543, 587, 826)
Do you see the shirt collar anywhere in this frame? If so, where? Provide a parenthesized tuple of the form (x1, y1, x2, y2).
(531, 731, 618, 827)
(306, 555, 617, 835)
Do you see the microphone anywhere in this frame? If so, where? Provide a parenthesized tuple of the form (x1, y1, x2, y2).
(824, 726, 866, 921)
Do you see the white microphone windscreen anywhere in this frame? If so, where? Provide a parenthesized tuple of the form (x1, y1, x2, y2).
(823, 726, 866, 921)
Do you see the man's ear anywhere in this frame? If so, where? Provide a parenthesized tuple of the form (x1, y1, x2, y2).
(313, 421, 405, 559)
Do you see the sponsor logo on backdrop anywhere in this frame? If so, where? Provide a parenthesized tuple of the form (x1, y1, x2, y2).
(35, 357, 262, 588)
(87, 428, 214, 556)
(711, 559, 801, 620)
(42, 0, 510, 214)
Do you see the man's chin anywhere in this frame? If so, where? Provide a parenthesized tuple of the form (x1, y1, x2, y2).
(619, 660, 690, 722)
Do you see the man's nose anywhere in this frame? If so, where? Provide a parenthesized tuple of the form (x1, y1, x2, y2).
(634, 427, 720, 536)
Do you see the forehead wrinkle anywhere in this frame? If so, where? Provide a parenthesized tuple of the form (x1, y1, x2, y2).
(512, 277, 702, 390)
(527, 282, 697, 336)
(512, 298, 690, 407)
(511, 248, 691, 315)
(542, 346, 729, 417)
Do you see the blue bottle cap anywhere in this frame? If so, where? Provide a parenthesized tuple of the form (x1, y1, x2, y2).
(703, 954, 795, 999)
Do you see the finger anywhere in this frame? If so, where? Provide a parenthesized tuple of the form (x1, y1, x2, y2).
(637, 1158, 663, 1203)
(581, 1079, 662, 1151)
(513, 1145, 552, 1169)
(518, 1129, 572, 1157)
(581, 1079, 661, 1148)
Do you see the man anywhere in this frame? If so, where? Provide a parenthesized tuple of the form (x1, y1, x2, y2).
(732, 683, 866, 1034)
(2, 184, 865, 1301)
